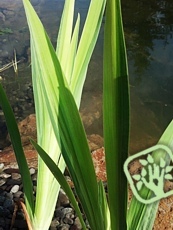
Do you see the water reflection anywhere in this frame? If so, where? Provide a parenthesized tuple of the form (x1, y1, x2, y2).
(122, 0, 173, 78)
(0, 0, 173, 153)
(122, 0, 173, 152)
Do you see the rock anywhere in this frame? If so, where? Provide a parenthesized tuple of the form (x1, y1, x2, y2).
(73, 217, 82, 230)
(0, 172, 11, 179)
(13, 191, 23, 198)
(0, 114, 37, 169)
(11, 173, 21, 180)
(63, 216, 73, 225)
(6, 179, 21, 185)
(62, 208, 73, 216)
(50, 218, 60, 230)
(58, 189, 70, 207)
(91, 147, 106, 182)
(58, 224, 70, 230)
(128, 160, 142, 176)
(6, 114, 37, 146)
(55, 207, 65, 219)
(87, 134, 104, 151)
(0, 164, 4, 173)
(10, 185, 19, 193)
(29, 167, 35, 175)
(5, 193, 13, 199)
(3, 198, 13, 211)
(0, 149, 37, 169)
(0, 180, 6, 187)
(66, 212, 74, 220)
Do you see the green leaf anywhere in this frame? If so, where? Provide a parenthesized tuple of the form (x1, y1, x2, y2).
(22, 0, 106, 229)
(0, 83, 34, 221)
(57, 86, 105, 230)
(56, 0, 76, 84)
(98, 181, 111, 230)
(103, 0, 129, 229)
(31, 140, 87, 230)
(22, 1, 66, 228)
(70, 0, 106, 106)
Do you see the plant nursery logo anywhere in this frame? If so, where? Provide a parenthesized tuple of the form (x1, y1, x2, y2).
(124, 144, 173, 204)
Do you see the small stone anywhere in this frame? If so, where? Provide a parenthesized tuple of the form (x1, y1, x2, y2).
(4, 168, 19, 174)
(58, 224, 70, 230)
(3, 198, 13, 210)
(11, 173, 21, 180)
(29, 168, 35, 175)
(5, 193, 13, 199)
(62, 208, 73, 215)
(6, 179, 21, 185)
(58, 189, 70, 207)
(73, 217, 82, 230)
(31, 173, 37, 181)
(0, 163, 4, 173)
(0, 179, 6, 186)
(0, 172, 11, 179)
(66, 212, 74, 219)
(63, 217, 73, 225)
(50, 218, 60, 229)
(13, 191, 23, 198)
(10, 185, 20, 194)
(55, 207, 65, 219)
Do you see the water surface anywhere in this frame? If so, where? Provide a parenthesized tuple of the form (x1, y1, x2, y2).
(0, 0, 173, 153)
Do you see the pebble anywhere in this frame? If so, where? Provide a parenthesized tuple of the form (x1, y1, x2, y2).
(13, 191, 23, 199)
(29, 168, 35, 175)
(0, 167, 91, 230)
(10, 185, 20, 194)
(6, 179, 21, 185)
(62, 207, 73, 215)
(0, 164, 4, 173)
(58, 224, 70, 230)
(63, 216, 73, 225)
(11, 173, 21, 180)
(0, 181, 6, 187)
(55, 207, 65, 219)
(0, 172, 11, 179)
(50, 219, 60, 229)
(58, 189, 70, 206)
(3, 198, 13, 211)
(74, 217, 83, 229)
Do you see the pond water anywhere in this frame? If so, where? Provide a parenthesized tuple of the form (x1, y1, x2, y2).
(0, 0, 173, 153)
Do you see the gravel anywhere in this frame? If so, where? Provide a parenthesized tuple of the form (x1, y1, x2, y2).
(0, 167, 89, 230)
